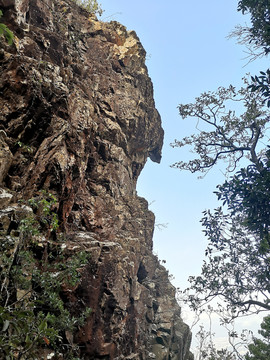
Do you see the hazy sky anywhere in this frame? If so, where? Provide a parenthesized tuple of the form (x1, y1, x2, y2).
(99, 0, 269, 354)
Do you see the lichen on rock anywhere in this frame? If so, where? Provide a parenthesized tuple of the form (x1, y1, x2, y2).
(0, 0, 193, 358)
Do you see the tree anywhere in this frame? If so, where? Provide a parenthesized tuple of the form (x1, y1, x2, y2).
(246, 316, 270, 360)
(171, 79, 269, 175)
(186, 161, 270, 318)
(173, 80, 270, 321)
(172, 0, 270, 355)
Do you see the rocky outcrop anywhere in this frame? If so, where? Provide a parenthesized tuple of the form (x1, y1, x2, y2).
(0, 0, 192, 358)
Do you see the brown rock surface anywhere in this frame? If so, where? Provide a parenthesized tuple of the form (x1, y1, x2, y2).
(0, 0, 193, 358)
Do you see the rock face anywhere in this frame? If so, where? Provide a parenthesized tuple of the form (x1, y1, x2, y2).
(0, 0, 192, 358)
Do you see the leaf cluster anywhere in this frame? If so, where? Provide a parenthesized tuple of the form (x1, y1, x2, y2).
(216, 152, 270, 243)
(246, 316, 270, 360)
(237, 0, 270, 54)
(0, 10, 13, 45)
(249, 70, 270, 108)
(22, 190, 59, 234)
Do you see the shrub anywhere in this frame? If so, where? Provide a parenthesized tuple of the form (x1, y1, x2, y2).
(0, 191, 91, 359)
(75, 0, 103, 16)
(0, 9, 14, 45)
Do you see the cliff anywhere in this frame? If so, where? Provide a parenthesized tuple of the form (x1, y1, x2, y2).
(0, 0, 192, 359)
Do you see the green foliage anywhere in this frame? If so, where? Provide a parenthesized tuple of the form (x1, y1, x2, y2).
(246, 316, 270, 360)
(0, 191, 91, 359)
(231, 2, 270, 106)
(234, 2, 270, 107)
(75, 0, 103, 16)
(237, 0, 270, 54)
(183, 150, 270, 319)
(249, 70, 270, 108)
(0, 308, 59, 359)
(26, 190, 59, 232)
(217, 152, 270, 243)
(0, 9, 14, 45)
(15, 140, 34, 153)
(186, 204, 270, 316)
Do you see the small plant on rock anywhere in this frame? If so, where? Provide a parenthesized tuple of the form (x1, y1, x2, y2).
(75, 0, 103, 16)
(0, 9, 14, 45)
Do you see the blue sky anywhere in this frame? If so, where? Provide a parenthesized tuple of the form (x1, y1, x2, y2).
(99, 0, 269, 352)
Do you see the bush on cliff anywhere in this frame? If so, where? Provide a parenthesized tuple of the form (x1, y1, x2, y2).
(75, 0, 103, 16)
(0, 191, 91, 359)
(0, 9, 13, 45)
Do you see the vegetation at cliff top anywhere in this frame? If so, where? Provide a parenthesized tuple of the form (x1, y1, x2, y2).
(75, 0, 103, 16)
(0, 0, 103, 47)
